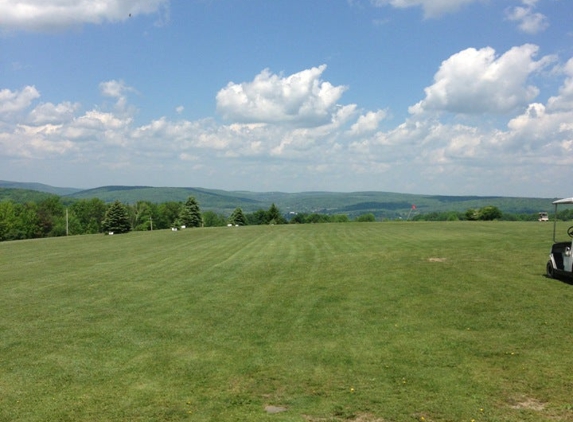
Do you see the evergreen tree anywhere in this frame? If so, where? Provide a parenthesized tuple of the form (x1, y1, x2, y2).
(228, 207, 248, 226)
(179, 196, 202, 227)
(102, 200, 131, 234)
(267, 203, 285, 224)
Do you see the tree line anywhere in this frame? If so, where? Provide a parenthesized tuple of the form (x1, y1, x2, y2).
(411, 205, 573, 222)
(0, 195, 349, 241)
(1, 196, 570, 242)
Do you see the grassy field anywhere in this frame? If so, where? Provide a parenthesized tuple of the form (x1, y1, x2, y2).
(1, 222, 572, 421)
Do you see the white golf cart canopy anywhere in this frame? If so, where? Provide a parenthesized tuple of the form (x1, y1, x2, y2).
(552, 197, 573, 242)
(553, 198, 573, 205)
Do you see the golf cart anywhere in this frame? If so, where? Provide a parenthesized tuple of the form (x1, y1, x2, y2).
(546, 197, 573, 279)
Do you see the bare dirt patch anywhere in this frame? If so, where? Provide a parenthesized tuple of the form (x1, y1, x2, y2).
(265, 405, 288, 414)
(510, 397, 546, 411)
(304, 413, 386, 422)
(351, 415, 386, 422)
(428, 257, 447, 262)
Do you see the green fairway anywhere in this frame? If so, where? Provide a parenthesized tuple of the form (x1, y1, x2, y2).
(1, 222, 572, 421)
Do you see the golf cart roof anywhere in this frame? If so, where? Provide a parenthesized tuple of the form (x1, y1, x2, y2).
(553, 197, 573, 205)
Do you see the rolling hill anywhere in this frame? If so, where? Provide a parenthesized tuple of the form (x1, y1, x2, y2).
(0, 180, 556, 218)
(0, 180, 81, 196)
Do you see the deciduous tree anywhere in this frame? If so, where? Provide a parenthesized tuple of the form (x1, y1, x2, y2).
(157, 201, 183, 229)
(247, 209, 269, 225)
(203, 210, 227, 227)
(70, 198, 107, 234)
(0, 201, 17, 241)
(37, 196, 65, 236)
(355, 213, 376, 222)
(478, 206, 502, 221)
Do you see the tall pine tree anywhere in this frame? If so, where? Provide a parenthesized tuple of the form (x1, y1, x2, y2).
(228, 207, 248, 226)
(179, 196, 202, 227)
(102, 200, 131, 234)
(267, 203, 285, 224)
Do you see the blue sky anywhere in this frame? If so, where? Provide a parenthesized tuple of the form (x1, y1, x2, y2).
(1, 0, 572, 197)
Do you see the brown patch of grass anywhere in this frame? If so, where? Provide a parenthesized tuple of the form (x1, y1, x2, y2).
(304, 413, 386, 422)
(351, 414, 386, 422)
(509, 397, 546, 411)
(264, 405, 287, 414)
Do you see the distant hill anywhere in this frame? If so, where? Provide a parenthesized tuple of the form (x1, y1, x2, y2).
(0, 180, 556, 218)
(0, 180, 81, 196)
(67, 186, 264, 214)
(0, 188, 58, 204)
(251, 191, 555, 218)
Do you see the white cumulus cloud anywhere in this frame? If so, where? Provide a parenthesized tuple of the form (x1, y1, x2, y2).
(2, 56, 573, 195)
(547, 58, 573, 112)
(99, 80, 132, 98)
(0, 86, 40, 114)
(5, 124, 77, 159)
(370, 0, 479, 18)
(341, 49, 573, 195)
(506, 1, 549, 34)
(347, 110, 388, 136)
(216, 65, 348, 127)
(0, 0, 169, 32)
(99, 79, 136, 113)
(410, 44, 554, 115)
(28, 101, 80, 124)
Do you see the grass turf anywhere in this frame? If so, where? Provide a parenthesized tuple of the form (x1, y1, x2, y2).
(1, 222, 573, 421)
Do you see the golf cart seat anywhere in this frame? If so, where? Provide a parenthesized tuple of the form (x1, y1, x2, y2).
(551, 242, 571, 270)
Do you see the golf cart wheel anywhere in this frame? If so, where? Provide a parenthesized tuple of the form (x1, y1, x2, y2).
(547, 261, 555, 279)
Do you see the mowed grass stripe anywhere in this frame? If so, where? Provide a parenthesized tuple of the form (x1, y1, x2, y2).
(1, 222, 573, 421)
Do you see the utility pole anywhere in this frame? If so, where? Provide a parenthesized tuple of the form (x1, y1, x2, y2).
(150, 216, 153, 231)
(66, 208, 69, 236)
